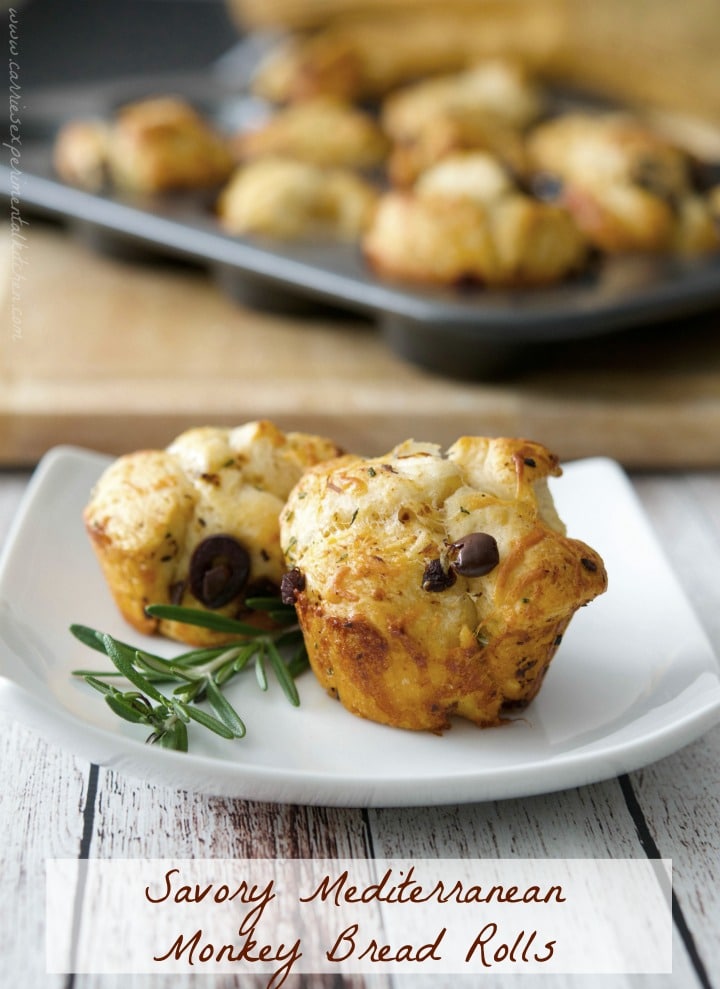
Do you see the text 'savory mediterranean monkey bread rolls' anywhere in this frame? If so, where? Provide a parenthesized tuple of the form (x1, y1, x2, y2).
(83, 421, 341, 647)
(280, 437, 607, 732)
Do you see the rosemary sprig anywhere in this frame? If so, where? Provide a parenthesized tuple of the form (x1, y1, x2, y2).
(70, 598, 307, 752)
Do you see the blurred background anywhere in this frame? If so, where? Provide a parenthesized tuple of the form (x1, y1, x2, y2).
(2, 0, 720, 468)
(13, 0, 720, 124)
(10, 0, 236, 87)
(226, 0, 720, 125)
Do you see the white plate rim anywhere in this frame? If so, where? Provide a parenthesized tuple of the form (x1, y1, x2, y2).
(0, 445, 719, 807)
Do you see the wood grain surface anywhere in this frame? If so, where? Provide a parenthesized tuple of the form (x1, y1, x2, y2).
(2, 225, 720, 469)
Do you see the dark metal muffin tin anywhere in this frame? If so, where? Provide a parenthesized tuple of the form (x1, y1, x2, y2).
(4, 71, 720, 378)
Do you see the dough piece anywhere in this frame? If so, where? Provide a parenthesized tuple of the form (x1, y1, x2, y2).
(387, 106, 528, 188)
(528, 112, 719, 254)
(414, 151, 516, 204)
(251, 7, 562, 102)
(52, 120, 112, 192)
(382, 60, 544, 142)
(253, 33, 363, 104)
(280, 437, 607, 732)
(235, 98, 388, 169)
(54, 96, 235, 193)
(364, 152, 587, 286)
(218, 157, 378, 240)
(84, 421, 342, 646)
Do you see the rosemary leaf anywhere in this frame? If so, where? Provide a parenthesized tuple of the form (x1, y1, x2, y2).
(286, 646, 310, 679)
(71, 624, 167, 667)
(215, 648, 248, 686)
(174, 720, 189, 752)
(72, 666, 181, 685)
(134, 651, 180, 675)
(70, 623, 111, 655)
(181, 701, 242, 740)
(171, 645, 233, 666)
(155, 719, 188, 752)
(269, 610, 296, 625)
(71, 592, 307, 752)
(273, 628, 305, 650)
(82, 675, 116, 696)
(99, 635, 167, 704)
(265, 639, 300, 707)
(205, 679, 247, 737)
(255, 648, 268, 692)
(144, 604, 260, 636)
(104, 693, 149, 724)
(172, 679, 204, 703)
(232, 642, 260, 672)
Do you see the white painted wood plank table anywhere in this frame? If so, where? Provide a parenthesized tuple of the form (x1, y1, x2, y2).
(1, 467, 719, 989)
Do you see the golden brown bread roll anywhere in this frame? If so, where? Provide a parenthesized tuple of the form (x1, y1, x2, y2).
(280, 436, 607, 732)
(250, 6, 564, 102)
(527, 112, 719, 254)
(235, 98, 388, 169)
(54, 96, 235, 193)
(84, 421, 342, 646)
(381, 60, 544, 142)
(381, 59, 541, 187)
(218, 157, 379, 239)
(52, 120, 112, 192)
(363, 152, 587, 286)
(387, 107, 529, 188)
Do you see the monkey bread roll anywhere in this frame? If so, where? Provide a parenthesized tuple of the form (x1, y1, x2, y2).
(218, 157, 379, 240)
(54, 96, 235, 194)
(84, 421, 342, 646)
(280, 437, 607, 732)
(527, 112, 719, 255)
(234, 98, 389, 169)
(363, 152, 587, 287)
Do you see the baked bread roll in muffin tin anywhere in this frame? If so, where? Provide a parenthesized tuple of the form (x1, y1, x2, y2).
(7, 66, 720, 377)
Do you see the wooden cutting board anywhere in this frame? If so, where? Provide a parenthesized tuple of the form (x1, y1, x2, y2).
(2, 224, 720, 468)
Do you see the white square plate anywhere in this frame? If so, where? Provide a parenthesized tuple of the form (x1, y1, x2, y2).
(0, 447, 718, 806)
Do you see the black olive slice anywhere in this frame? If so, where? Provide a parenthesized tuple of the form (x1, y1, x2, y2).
(189, 535, 251, 608)
(168, 579, 186, 605)
(450, 532, 500, 577)
(280, 568, 305, 605)
(421, 559, 457, 592)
